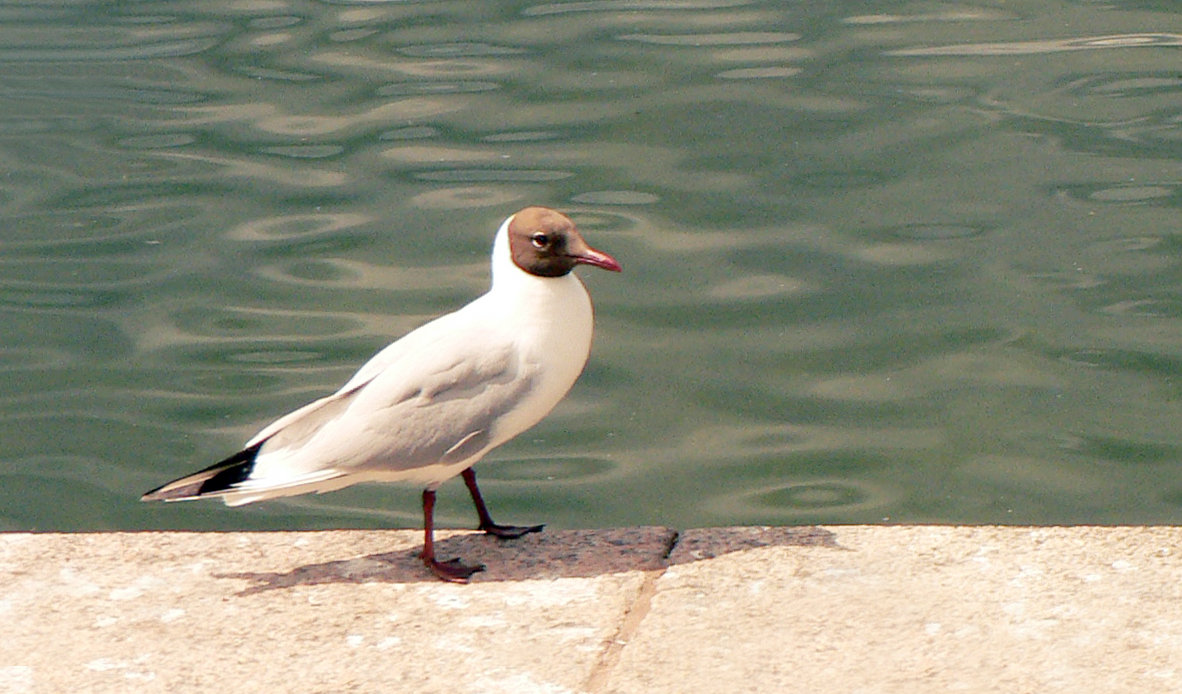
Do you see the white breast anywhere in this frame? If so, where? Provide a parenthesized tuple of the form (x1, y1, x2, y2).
(477, 228, 596, 447)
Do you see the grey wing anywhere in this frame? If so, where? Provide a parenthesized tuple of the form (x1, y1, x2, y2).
(247, 342, 537, 481)
(354, 343, 538, 469)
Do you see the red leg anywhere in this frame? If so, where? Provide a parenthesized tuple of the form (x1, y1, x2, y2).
(462, 467, 544, 539)
(420, 488, 484, 583)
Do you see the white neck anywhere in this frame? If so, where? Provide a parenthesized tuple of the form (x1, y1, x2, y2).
(489, 214, 518, 288)
(488, 213, 584, 295)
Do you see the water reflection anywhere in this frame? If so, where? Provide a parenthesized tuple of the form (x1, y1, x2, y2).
(618, 31, 800, 46)
(888, 33, 1182, 57)
(522, 1, 757, 17)
(1058, 184, 1178, 205)
(228, 212, 372, 241)
(481, 456, 620, 484)
(409, 186, 526, 209)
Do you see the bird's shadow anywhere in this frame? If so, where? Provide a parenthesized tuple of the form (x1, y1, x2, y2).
(215, 526, 838, 595)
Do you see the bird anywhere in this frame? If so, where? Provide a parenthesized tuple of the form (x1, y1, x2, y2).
(141, 206, 621, 582)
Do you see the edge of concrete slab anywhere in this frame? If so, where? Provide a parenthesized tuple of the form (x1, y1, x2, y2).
(4, 526, 1181, 694)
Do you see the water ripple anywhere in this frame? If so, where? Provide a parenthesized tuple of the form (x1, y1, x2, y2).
(1061, 433, 1182, 465)
(0, 38, 220, 62)
(682, 424, 944, 460)
(311, 51, 514, 79)
(570, 190, 659, 205)
(256, 258, 485, 292)
(0, 288, 124, 310)
(887, 223, 988, 240)
(168, 306, 360, 340)
(235, 66, 322, 82)
(0, 205, 201, 254)
(1065, 73, 1182, 99)
(523, 0, 755, 16)
(745, 480, 881, 512)
(844, 10, 1013, 24)
(381, 145, 504, 164)
(1056, 182, 1179, 205)
(413, 169, 574, 183)
(889, 33, 1182, 57)
(381, 125, 439, 140)
(227, 213, 372, 241)
(176, 98, 465, 136)
(329, 27, 379, 43)
(701, 451, 903, 522)
(147, 149, 349, 188)
(117, 134, 197, 149)
(409, 186, 527, 209)
(377, 81, 500, 95)
(481, 456, 619, 484)
(398, 43, 526, 58)
(259, 144, 346, 159)
(0, 75, 207, 105)
(0, 259, 169, 291)
(705, 274, 810, 301)
(717, 66, 801, 80)
(1100, 299, 1182, 318)
(1057, 348, 1182, 377)
(481, 130, 561, 143)
(0, 348, 68, 371)
(619, 31, 800, 47)
(248, 16, 303, 30)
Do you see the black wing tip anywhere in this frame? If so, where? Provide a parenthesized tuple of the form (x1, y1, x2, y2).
(140, 442, 264, 502)
(140, 482, 203, 503)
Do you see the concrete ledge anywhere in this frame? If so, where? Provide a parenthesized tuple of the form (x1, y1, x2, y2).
(3, 526, 1180, 693)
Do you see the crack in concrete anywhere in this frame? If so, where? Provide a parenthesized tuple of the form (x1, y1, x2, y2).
(583, 530, 681, 692)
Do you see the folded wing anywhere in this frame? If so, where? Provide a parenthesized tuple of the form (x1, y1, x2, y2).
(145, 315, 538, 505)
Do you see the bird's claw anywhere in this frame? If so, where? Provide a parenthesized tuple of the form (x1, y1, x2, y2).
(426, 556, 486, 583)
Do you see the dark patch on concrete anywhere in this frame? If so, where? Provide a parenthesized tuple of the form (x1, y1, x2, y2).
(667, 526, 838, 565)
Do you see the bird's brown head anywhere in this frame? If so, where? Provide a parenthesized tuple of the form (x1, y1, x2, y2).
(507, 207, 622, 278)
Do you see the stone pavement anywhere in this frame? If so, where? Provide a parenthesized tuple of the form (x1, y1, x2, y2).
(3, 526, 1180, 693)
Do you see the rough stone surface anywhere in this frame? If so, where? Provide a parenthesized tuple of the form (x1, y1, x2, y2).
(1, 528, 675, 694)
(608, 525, 1182, 694)
(3, 526, 1182, 693)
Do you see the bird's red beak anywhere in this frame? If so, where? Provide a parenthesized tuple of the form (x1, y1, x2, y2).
(574, 246, 622, 272)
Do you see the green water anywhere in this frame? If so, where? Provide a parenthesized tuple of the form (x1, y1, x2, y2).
(2, 0, 1181, 532)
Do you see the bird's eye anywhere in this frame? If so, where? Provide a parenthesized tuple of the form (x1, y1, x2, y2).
(531, 233, 549, 249)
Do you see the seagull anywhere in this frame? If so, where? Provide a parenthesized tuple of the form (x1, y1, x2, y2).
(142, 206, 621, 582)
